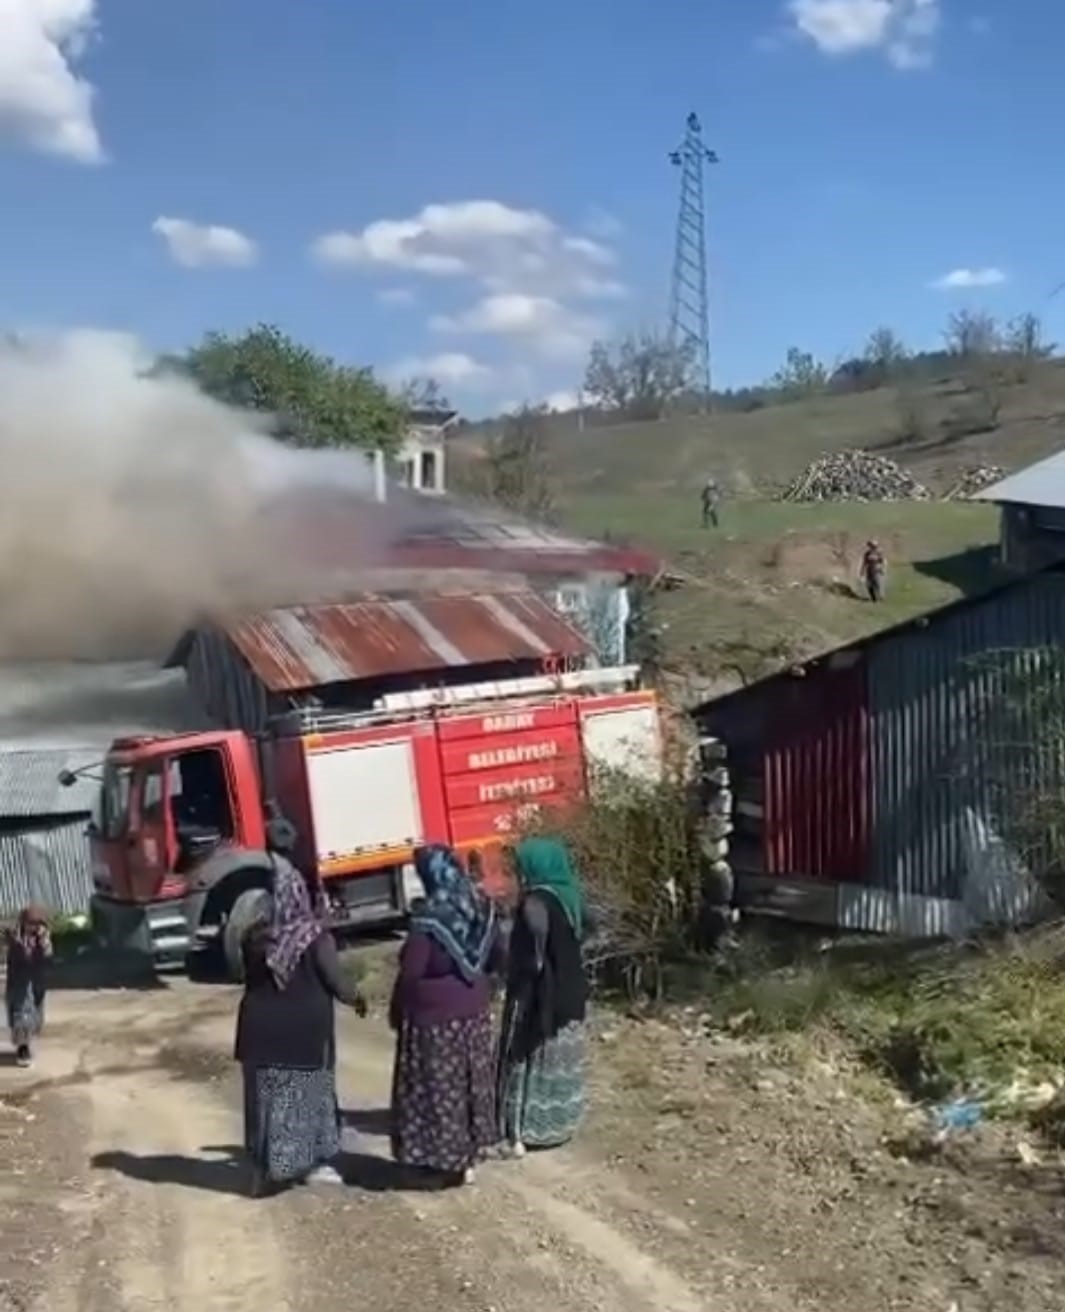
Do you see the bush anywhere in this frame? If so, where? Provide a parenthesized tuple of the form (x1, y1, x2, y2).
(525, 762, 705, 998)
(705, 930, 1065, 1106)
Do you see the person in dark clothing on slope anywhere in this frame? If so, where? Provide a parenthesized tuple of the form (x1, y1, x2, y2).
(861, 540, 887, 603)
(234, 819, 367, 1197)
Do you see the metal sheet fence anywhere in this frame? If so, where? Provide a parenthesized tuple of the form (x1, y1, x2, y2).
(867, 572, 1065, 924)
(0, 819, 93, 919)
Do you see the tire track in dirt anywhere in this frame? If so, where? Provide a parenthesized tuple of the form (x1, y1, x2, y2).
(331, 1008, 720, 1311)
(5, 983, 765, 1311)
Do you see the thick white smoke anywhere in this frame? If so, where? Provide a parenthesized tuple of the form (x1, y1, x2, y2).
(0, 329, 377, 659)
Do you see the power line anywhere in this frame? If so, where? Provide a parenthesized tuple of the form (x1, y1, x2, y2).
(668, 111, 718, 411)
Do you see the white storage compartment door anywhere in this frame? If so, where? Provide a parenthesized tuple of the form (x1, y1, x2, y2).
(305, 739, 422, 861)
(580, 704, 663, 785)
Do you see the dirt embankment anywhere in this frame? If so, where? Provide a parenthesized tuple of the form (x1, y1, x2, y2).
(1, 972, 1063, 1312)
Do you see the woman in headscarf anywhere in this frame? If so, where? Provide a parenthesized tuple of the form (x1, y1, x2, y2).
(5, 906, 52, 1068)
(390, 843, 502, 1188)
(235, 819, 368, 1197)
(497, 837, 590, 1155)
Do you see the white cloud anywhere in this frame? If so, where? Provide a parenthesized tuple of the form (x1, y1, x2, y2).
(310, 198, 622, 301)
(377, 287, 417, 306)
(0, 0, 103, 162)
(386, 352, 494, 390)
(788, 0, 940, 69)
(152, 217, 259, 270)
(931, 266, 1007, 290)
(544, 389, 581, 413)
(431, 293, 604, 361)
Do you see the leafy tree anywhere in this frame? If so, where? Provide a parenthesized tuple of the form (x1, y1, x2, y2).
(770, 346, 828, 399)
(583, 331, 695, 421)
(482, 405, 555, 520)
(181, 324, 403, 451)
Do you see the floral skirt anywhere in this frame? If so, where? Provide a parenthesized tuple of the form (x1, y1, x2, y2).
(242, 1063, 340, 1183)
(499, 1020, 587, 1149)
(391, 1012, 498, 1173)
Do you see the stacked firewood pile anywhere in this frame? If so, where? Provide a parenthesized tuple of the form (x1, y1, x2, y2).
(943, 465, 1005, 500)
(781, 450, 931, 503)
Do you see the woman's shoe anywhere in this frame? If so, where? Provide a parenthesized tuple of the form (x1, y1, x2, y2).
(462, 1166, 476, 1186)
(14, 1045, 31, 1069)
(508, 1140, 526, 1159)
(305, 1164, 344, 1187)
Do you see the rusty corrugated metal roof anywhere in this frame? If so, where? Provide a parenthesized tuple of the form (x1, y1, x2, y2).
(222, 592, 592, 692)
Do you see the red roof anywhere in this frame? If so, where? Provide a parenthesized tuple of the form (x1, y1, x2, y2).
(221, 592, 591, 692)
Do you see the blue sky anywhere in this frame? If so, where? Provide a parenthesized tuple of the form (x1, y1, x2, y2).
(1, 0, 1063, 415)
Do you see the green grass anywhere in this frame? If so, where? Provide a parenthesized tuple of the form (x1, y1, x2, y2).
(705, 928, 1065, 1109)
(563, 493, 999, 683)
(453, 364, 1058, 683)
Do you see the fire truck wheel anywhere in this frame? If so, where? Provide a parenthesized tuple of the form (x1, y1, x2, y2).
(224, 887, 271, 983)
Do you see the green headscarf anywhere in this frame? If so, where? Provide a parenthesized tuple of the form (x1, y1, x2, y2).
(514, 837, 582, 934)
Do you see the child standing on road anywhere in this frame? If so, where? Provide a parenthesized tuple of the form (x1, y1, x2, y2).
(5, 906, 52, 1068)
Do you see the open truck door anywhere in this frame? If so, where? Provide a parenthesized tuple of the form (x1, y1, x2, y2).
(90, 731, 266, 968)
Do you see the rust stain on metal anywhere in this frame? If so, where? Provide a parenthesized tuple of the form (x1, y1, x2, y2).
(224, 592, 591, 692)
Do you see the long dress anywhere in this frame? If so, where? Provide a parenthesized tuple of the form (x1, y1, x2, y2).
(390, 931, 501, 1175)
(498, 891, 589, 1150)
(5, 930, 50, 1054)
(235, 930, 355, 1184)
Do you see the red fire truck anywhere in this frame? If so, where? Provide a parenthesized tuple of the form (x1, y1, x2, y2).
(77, 664, 661, 977)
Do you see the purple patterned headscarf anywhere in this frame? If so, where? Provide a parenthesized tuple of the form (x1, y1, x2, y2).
(265, 856, 322, 989)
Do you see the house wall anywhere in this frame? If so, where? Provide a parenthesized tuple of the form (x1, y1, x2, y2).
(395, 429, 446, 494)
(545, 575, 629, 666)
(695, 571, 1065, 937)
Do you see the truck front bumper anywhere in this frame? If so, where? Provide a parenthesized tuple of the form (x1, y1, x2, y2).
(90, 892, 204, 968)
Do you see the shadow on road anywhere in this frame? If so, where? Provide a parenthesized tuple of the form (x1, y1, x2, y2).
(92, 1148, 248, 1196)
(92, 1141, 440, 1195)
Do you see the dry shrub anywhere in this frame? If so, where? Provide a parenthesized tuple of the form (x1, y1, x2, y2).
(527, 757, 705, 999)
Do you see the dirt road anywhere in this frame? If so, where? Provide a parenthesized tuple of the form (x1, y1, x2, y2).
(1, 973, 1063, 1312)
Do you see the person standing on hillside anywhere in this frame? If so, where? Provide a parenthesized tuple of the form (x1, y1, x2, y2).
(861, 540, 887, 603)
(5, 906, 52, 1068)
(700, 476, 721, 529)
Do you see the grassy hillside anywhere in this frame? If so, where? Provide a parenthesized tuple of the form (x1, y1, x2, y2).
(453, 363, 1065, 697)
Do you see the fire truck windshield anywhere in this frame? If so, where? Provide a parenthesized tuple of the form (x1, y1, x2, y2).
(99, 763, 132, 839)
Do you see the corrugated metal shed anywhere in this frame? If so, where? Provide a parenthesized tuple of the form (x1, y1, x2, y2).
(865, 572, 1065, 923)
(0, 820, 92, 919)
(763, 662, 869, 881)
(974, 451, 1065, 509)
(694, 568, 1065, 937)
(218, 592, 592, 694)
